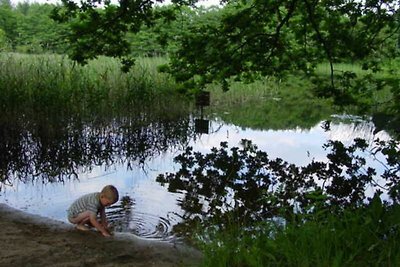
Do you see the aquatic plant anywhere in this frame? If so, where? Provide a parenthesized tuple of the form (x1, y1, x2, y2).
(0, 53, 182, 112)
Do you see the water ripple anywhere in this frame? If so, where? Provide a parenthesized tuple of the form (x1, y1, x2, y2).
(106, 197, 181, 242)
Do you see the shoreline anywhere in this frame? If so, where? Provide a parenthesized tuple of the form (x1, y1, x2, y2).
(0, 203, 202, 266)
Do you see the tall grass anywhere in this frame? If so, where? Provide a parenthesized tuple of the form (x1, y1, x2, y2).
(1, 53, 396, 128)
(0, 53, 185, 113)
(198, 201, 400, 267)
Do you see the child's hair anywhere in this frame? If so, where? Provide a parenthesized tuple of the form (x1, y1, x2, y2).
(101, 185, 119, 203)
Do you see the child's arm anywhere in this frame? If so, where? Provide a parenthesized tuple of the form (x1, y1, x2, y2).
(99, 207, 109, 229)
(88, 212, 111, 237)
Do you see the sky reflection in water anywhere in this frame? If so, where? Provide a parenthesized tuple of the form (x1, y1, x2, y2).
(0, 116, 391, 241)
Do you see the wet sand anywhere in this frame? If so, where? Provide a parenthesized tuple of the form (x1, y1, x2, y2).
(0, 204, 202, 267)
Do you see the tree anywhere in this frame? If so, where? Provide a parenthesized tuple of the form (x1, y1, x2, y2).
(51, 0, 160, 66)
(167, 0, 400, 90)
(16, 1, 30, 15)
(15, 3, 68, 53)
(124, 5, 221, 57)
(0, 0, 18, 49)
(52, 0, 400, 91)
(0, 28, 7, 50)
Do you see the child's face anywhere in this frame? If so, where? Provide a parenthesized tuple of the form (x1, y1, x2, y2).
(100, 196, 114, 207)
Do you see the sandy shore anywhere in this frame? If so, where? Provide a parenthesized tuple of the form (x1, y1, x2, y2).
(0, 204, 202, 267)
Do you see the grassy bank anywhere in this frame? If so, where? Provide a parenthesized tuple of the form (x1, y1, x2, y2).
(206, 76, 335, 130)
(203, 60, 397, 130)
(198, 201, 400, 267)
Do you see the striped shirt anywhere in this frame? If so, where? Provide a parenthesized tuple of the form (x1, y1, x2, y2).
(67, 192, 102, 219)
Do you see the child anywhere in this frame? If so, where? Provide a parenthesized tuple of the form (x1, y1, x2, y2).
(67, 185, 119, 237)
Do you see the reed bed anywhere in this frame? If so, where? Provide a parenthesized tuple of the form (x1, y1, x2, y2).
(1, 53, 395, 126)
(0, 53, 181, 112)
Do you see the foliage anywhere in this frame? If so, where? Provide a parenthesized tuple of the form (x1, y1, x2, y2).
(47, 0, 400, 113)
(0, 28, 7, 50)
(50, 0, 163, 66)
(15, 3, 68, 53)
(156, 137, 400, 265)
(127, 5, 192, 57)
(0, 0, 18, 49)
(49, 0, 400, 84)
(2, 1, 400, 110)
(199, 199, 400, 267)
(166, 0, 400, 89)
(157, 138, 400, 231)
(0, 1, 67, 53)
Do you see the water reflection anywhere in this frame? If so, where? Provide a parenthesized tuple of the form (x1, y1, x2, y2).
(157, 121, 396, 236)
(105, 195, 181, 241)
(328, 114, 390, 145)
(0, 110, 393, 241)
(0, 110, 194, 187)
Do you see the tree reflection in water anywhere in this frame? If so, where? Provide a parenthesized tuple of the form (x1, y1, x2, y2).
(156, 139, 400, 238)
(0, 108, 195, 188)
(1, 105, 398, 240)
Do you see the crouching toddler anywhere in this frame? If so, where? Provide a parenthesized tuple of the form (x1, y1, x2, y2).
(68, 185, 119, 237)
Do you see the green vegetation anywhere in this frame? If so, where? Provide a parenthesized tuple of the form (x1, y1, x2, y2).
(0, 28, 7, 50)
(1, 0, 399, 115)
(0, 0, 66, 53)
(205, 60, 398, 130)
(49, 0, 400, 97)
(157, 139, 400, 266)
(206, 76, 335, 129)
(1, 0, 400, 265)
(0, 53, 185, 112)
(1, 51, 392, 129)
(199, 201, 400, 267)
(0, 51, 398, 132)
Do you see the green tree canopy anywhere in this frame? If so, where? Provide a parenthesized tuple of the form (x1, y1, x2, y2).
(15, 3, 67, 53)
(0, 0, 18, 49)
(167, 0, 400, 90)
(0, 28, 7, 50)
(0, 1, 67, 53)
(52, 0, 399, 87)
(51, 0, 162, 65)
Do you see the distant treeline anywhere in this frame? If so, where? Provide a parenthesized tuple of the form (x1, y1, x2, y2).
(0, 0, 66, 53)
(0, 0, 219, 56)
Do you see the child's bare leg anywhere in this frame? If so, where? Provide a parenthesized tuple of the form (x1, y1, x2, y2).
(69, 211, 92, 231)
(76, 224, 90, 231)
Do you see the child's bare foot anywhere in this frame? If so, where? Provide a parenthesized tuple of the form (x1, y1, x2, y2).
(102, 231, 112, 237)
(76, 224, 90, 231)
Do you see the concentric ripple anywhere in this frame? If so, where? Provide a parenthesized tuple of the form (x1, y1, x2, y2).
(106, 198, 182, 242)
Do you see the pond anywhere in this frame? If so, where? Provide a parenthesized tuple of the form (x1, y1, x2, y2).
(0, 110, 392, 242)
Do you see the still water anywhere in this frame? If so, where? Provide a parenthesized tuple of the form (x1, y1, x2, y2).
(0, 113, 391, 241)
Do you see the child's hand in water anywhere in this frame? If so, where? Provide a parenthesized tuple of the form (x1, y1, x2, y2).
(101, 221, 112, 231)
(102, 230, 112, 237)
